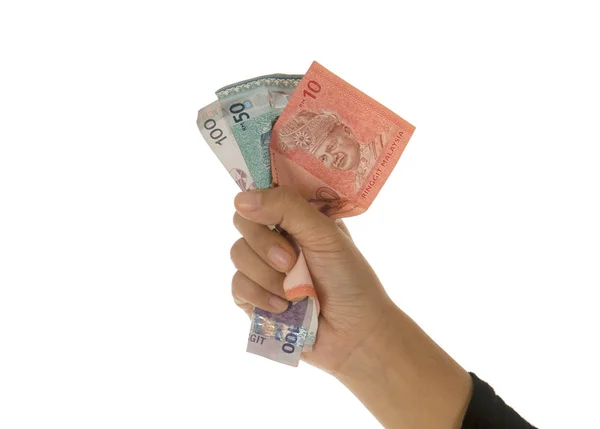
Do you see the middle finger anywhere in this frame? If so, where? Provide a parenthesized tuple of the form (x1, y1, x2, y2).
(233, 212, 297, 273)
(230, 238, 286, 299)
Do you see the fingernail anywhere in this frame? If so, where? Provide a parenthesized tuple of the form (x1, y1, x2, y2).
(269, 295, 289, 312)
(233, 297, 246, 305)
(235, 192, 261, 212)
(268, 245, 291, 270)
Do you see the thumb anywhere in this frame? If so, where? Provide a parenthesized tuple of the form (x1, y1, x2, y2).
(234, 187, 346, 253)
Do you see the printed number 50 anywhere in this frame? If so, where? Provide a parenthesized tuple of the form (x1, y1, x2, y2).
(229, 103, 250, 123)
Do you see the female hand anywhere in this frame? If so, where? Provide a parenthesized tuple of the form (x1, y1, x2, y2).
(231, 187, 473, 428)
(230, 186, 395, 374)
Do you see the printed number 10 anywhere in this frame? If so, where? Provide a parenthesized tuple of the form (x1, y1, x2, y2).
(303, 80, 321, 99)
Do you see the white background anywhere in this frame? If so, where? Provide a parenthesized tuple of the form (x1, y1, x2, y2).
(1, 1, 598, 428)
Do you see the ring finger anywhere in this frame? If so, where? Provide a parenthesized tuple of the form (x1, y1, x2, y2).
(231, 271, 290, 314)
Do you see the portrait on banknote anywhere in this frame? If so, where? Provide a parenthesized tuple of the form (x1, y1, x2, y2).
(276, 110, 385, 191)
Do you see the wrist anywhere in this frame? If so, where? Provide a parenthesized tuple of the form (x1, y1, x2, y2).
(333, 300, 402, 380)
(334, 303, 472, 429)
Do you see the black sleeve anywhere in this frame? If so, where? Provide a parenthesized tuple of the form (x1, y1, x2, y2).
(462, 373, 537, 428)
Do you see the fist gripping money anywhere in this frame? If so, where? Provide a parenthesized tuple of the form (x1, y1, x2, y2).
(230, 187, 478, 429)
(230, 186, 396, 374)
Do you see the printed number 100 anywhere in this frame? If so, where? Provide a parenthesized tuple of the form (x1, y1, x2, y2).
(282, 325, 301, 354)
(203, 119, 227, 145)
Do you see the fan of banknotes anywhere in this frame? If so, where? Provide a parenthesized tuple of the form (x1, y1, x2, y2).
(197, 61, 415, 366)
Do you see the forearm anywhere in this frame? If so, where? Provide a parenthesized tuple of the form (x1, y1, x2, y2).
(334, 303, 473, 429)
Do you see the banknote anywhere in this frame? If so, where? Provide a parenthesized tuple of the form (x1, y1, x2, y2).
(270, 61, 415, 218)
(216, 74, 303, 189)
(247, 295, 317, 367)
(197, 101, 255, 190)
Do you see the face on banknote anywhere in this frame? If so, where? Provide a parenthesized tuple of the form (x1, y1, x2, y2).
(270, 61, 415, 218)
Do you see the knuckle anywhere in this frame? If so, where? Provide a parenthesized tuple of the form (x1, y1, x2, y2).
(229, 238, 246, 263)
(231, 271, 244, 296)
(274, 187, 305, 219)
(232, 212, 246, 232)
(277, 186, 301, 204)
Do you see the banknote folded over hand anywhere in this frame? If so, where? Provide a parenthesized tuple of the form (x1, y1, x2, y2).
(197, 62, 415, 366)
